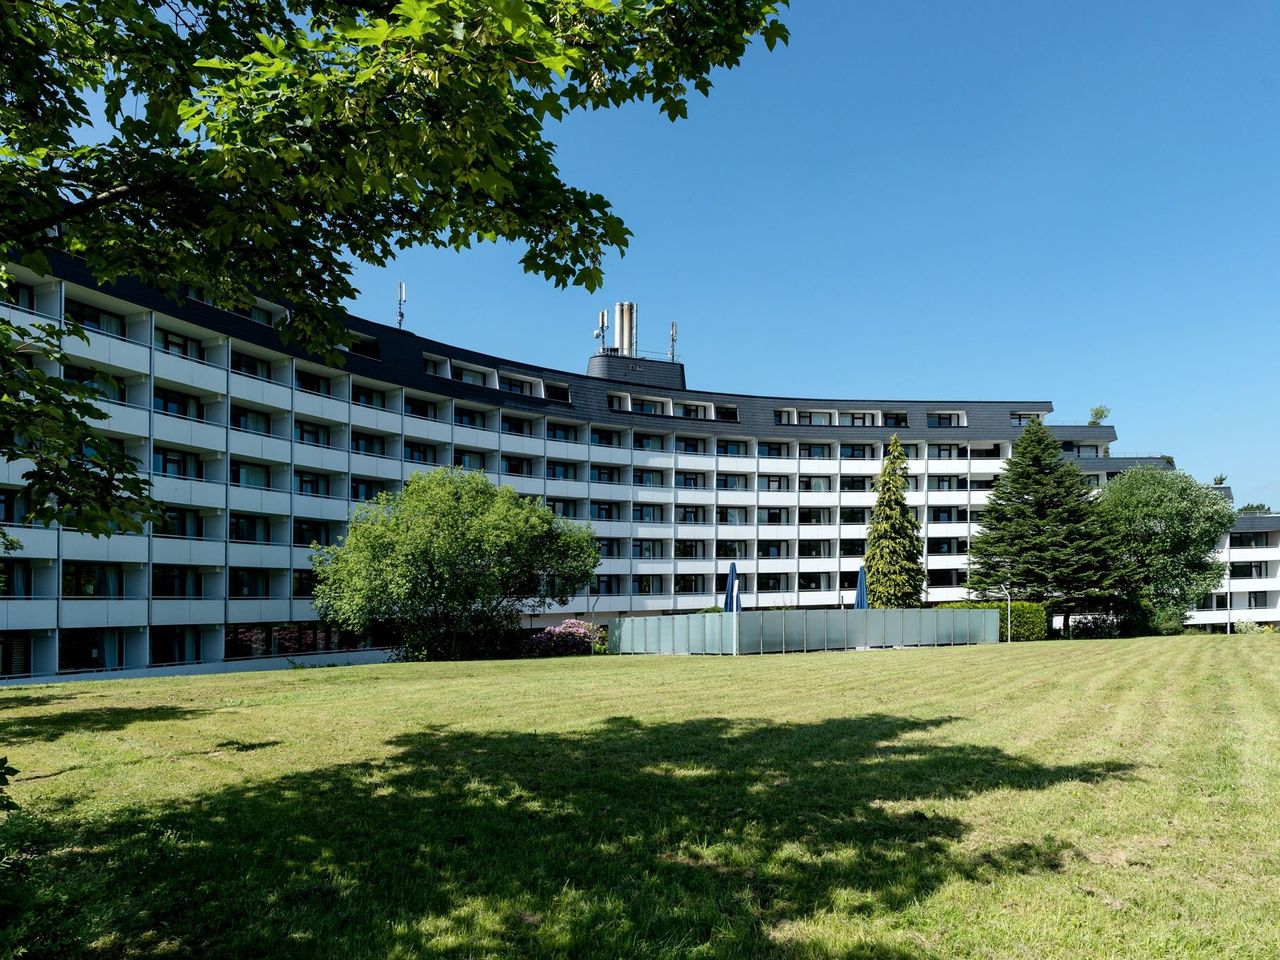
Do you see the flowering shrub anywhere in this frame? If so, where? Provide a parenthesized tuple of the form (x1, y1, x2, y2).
(522, 619, 604, 658)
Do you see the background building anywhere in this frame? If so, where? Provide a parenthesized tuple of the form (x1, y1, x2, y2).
(0, 257, 1246, 681)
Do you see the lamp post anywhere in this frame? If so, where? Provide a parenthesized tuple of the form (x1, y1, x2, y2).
(1000, 584, 1012, 643)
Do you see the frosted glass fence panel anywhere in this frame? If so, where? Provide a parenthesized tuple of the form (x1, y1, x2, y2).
(609, 608, 998, 655)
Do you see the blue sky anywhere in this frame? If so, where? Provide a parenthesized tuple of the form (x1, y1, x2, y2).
(344, 1, 1280, 508)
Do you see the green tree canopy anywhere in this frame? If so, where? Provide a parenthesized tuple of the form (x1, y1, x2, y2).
(1237, 502, 1273, 514)
(1088, 405, 1110, 426)
(312, 469, 599, 660)
(863, 434, 925, 608)
(1097, 466, 1236, 629)
(968, 419, 1124, 625)
(0, 0, 787, 535)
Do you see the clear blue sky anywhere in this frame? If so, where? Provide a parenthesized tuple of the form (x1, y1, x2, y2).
(344, 1, 1280, 508)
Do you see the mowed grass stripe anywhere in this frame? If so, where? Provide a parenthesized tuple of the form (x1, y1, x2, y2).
(2, 635, 1279, 959)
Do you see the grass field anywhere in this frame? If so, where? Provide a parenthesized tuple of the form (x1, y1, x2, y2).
(3, 635, 1279, 959)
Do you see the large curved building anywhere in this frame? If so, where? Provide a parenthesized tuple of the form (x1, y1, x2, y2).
(0, 254, 1261, 682)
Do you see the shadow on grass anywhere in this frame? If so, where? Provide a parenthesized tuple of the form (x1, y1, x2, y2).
(0, 705, 211, 746)
(10, 714, 1131, 959)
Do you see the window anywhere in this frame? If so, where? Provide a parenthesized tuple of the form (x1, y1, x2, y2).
(230, 459, 270, 488)
(61, 562, 123, 598)
(352, 384, 386, 408)
(229, 513, 270, 543)
(674, 574, 706, 594)
(351, 432, 386, 456)
(634, 433, 665, 451)
(543, 383, 571, 403)
(500, 376, 532, 395)
(929, 444, 967, 460)
(501, 416, 534, 436)
(631, 575, 662, 596)
(153, 387, 202, 420)
(929, 475, 966, 492)
(717, 506, 750, 525)
(798, 411, 831, 426)
(798, 475, 830, 492)
(676, 436, 706, 453)
(884, 412, 909, 428)
(404, 395, 437, 419)
(759, 442, 787, 458)
(453, 450, 486, 471)
(152, 565, 203, 598)
(798, 508, 830, 524)
(3, 281, 35, 311)
(596, 537, 623, 557)
(928, 412, 961, 428)
(760, 475, 790, 491)
(759, 573, 788, 593)
(155, 328, 201, 359)
(928, 569, 968, 588)
(840, 507, 867, 524)
(717, 439, 749, 456)
(634, 399, 663, 415)
(757, 541, 787, 559)
(590, 465, 620, 484)
(590, 428, 621, 447)
(716, 541, 749, 559)
(839, 476, 869, 492)
(422, 356, 441, 375)
(294, 420, 331, 446)
(159, 506, 204, 539)
(351, 478, 384, 501)
(928, 538, 968, 555)
(840, 444, 875, 460)
(293, 519, 332, 546)
(680, 404, 706, 419)
(715, 474, 748, 490)
(673, 540, 705, 558)
(840, 538, 866, 557)
(675, 472, 704, 489)
(452, 366, 487, 386)
(1231, 532, 1270, 549)
(294, 471, 330, 496)
(632, 539, 664, 559)
(64, 364, 126, 402)
(153, 447, 202, 479)
(798, 572, 830, 591)
(546, 461, 577, 480)
(231, 351, 272, 380)
(798, 444, 830, 459)
(453, 407, 484, 428)
(547, 423, 578, 442)
(404, 441, 436, 464)
(594, 575, 623, 595)
(677, 506, 707, 524)
(295, 370, 330, 395)
(899, 443, 919, 458)
(547, 499, 578, 519)
(632, 503, 664, 523)
(797, 540, 830, 558)
(591, 501, 621, 521)
(1231, 562, 1265, 579)
(714, 405, 739, 422)
(64, 299, 124, 336)
(773, 410, 794, 425)
(501, 456, 533, 476)
(930, 506, 968, 523)
(760, 507, 788, 525)
(1010, 412, 1040, 426)
(230, 405, 270, 434)
(229, 568, 271, 598)
(843, 412, 876, 427)
(291, 570, 317, 598)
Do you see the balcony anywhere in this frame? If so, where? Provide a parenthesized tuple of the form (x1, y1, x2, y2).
(228, 541, 292, 567)
(230, 429, 292, 463)
(151, 535, 226, 566)
(294, 389, 349, 422)
(228, 484, 292, 515)
(154, 349, 226, 394)
(150, 598, 225, 625)
(151, 475, 227, 509)
(60, 597, 149, 628)
(152, 410, 226, 451)
(1, 525, 57, 558)
(0, 598, 58, 631)
(227, 598, 292, 622)
(60, 531, 149, 564)
(229, 370, 293, 410)
(350, 402, 401, 433)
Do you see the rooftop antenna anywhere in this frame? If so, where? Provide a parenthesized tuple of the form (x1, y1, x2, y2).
(669, 320, 678, 362)
(396, 281, 406, 330)
(592, 309, 609, 353)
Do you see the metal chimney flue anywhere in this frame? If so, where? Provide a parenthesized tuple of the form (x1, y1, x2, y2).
(613, 301, 637, 356)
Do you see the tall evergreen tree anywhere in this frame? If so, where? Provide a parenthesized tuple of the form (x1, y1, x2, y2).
(864, 434, 926, 608)
(968, 418, 1123, 630)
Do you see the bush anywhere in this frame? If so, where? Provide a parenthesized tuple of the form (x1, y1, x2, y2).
(521, 619, 605, 658)
(1234, 620, 1263, 635)
(938, 601, 1048, 643)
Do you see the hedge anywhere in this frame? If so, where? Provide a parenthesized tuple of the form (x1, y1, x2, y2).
(938, 601, 1048, 643)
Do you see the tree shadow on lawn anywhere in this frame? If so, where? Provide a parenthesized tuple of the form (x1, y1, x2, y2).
(15, 714, 1132, 960)
(0, 704, 211, 746)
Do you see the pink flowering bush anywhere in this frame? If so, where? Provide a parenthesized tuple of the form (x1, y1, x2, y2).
(521, 619, 605, 657)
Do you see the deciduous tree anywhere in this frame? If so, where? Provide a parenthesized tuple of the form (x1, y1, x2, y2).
(312, 469, 599, 659)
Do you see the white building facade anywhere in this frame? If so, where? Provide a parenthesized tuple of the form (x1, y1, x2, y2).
(0, 259, 1211, 680)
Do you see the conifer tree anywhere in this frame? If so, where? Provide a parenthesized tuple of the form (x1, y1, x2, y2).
(968, 418, 1123, 631)
(864, 434, 926, 608)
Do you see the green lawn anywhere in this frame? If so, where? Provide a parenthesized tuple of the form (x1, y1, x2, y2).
(3, 635, 1279, 959)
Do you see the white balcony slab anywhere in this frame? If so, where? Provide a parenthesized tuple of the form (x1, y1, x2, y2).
(546, 438, 590, 460)
(227, 598, 292, 622)
(350, 404, 401, 433)
(151, 599, 226, 625)
(60, 598, 149, 628)
(228, 542, 291, 568)
(292, 442, 348, 472)
(153, 413, 226, 451)
(229, 430, 292, 464)
(294, 391, 349, 422)
(0, 599, 57, 631)
(500, 433, 543, 456)
(66, 331, 151, 373)
(60, 532, 149, 564)
(588, 444, 631, 465)
(227, 485, 292, 515)
(230, 372, 293, 411)
(151, 537, 226, 567)
(155, 350, 226, 394)
(3, 526, 57, 558)
(291, 494, 352, 522)
(351, 452, 403, 480)
(101, 401, 150, 437)
(150, 476, 226, 509)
